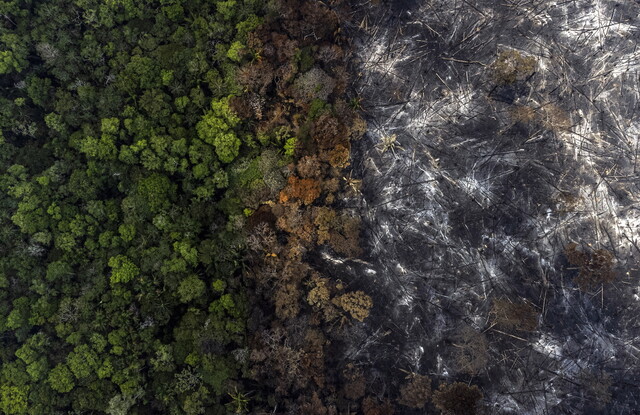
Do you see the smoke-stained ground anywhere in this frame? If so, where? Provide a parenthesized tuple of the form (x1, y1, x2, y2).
(328, 0, 640, 413)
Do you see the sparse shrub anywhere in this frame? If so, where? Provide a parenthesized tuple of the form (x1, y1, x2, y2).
(398, 373, 431, 409)
(363, 396, 395, 415)
(510, 105, 536, 124)
(565, 243, 616, 291)
(554, 192, 580, 213)
(541, 103, 571, 131)
(452, 326, 488, 375)
(490, 50, 536, 84)
(432, 382, 483, 415)
(298, 391, 330, 415)
(490, 298, 539, 331)
(342, 363, 366, 400)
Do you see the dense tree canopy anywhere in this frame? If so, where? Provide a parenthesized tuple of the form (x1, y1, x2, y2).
(0, 0, 277, 413)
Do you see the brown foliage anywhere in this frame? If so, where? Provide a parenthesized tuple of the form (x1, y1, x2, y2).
(432, 382, 483, 415)
(306, 274, 340, 323)
(274, 62, 299, 95)
(237, 61, 275, 95)
(328, 228, 360, 257)
(302, 328, 328, 388)
(279, 175, 322, 205)
(260, 103, 293, 133)
(297, 155, 326, 179)
(331, 65, 349, 96)
(328, 214, 362, 258)
(452, 326, 488, 375)
(333, 99, 367, 141)
(491, 298, 539, 332)
(249, 325, 330, 397)
(250, 328, 305, 394)
(322, 177, 340, 194)
(307, 274, 332, 307)
(313, 207, 337, 245)
(298, 392, 333, 415)
(275, 202, 316, 244)
(332, 291, 373, 322)
(246, 30, 264, 52)
(279, 0, 340, 44)
(325, 144, 351, 168)
(270, 32, 299, 64)
(565, 243, 616, 291)
(362, 397, 395, 415)
(350, 113, 367, 141)
(274, 283, 301, 320)
(312, 207, 361, 256)
(239, 0, 369, 410)
(281, 258, 310, 284)
(282, 238, 308, 263)
(313, 112, 350, 150)
(228, 94, 253, 119)
(342, 363, 366, 400)
(398, 374, 431, 409)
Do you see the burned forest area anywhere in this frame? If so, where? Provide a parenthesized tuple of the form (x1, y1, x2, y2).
(1, 0, 640, 414)
(333, 0, 640, 414)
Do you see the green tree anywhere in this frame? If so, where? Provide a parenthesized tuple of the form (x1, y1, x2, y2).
(67, 344, 100, 379)
(108, 255, 140, 285)
(48, 364, 75, 393)
(196, 98, 241, 164)
(78, 135, 118, 160)
(134, 173, 175, 214)
(226, 41, 245, 62)
(0, 33, 28, 74)
(0, 385, 28, 414)
(106, 393, 138, 415)
(25, 357, 48, 382)
(177, 275, 206, 303)
(6, 297, 30, 331)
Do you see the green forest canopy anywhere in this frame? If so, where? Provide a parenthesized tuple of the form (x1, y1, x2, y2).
(0, 0, 283, 413)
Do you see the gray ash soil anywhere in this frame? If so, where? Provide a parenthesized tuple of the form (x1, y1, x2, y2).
(325, 0, 640, 413)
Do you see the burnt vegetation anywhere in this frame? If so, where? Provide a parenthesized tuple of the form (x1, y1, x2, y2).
(335, 0, 640, 413)
(239, 1, 378, 412)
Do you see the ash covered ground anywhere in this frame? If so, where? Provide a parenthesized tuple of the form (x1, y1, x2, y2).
(324, 0, 640, 413)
